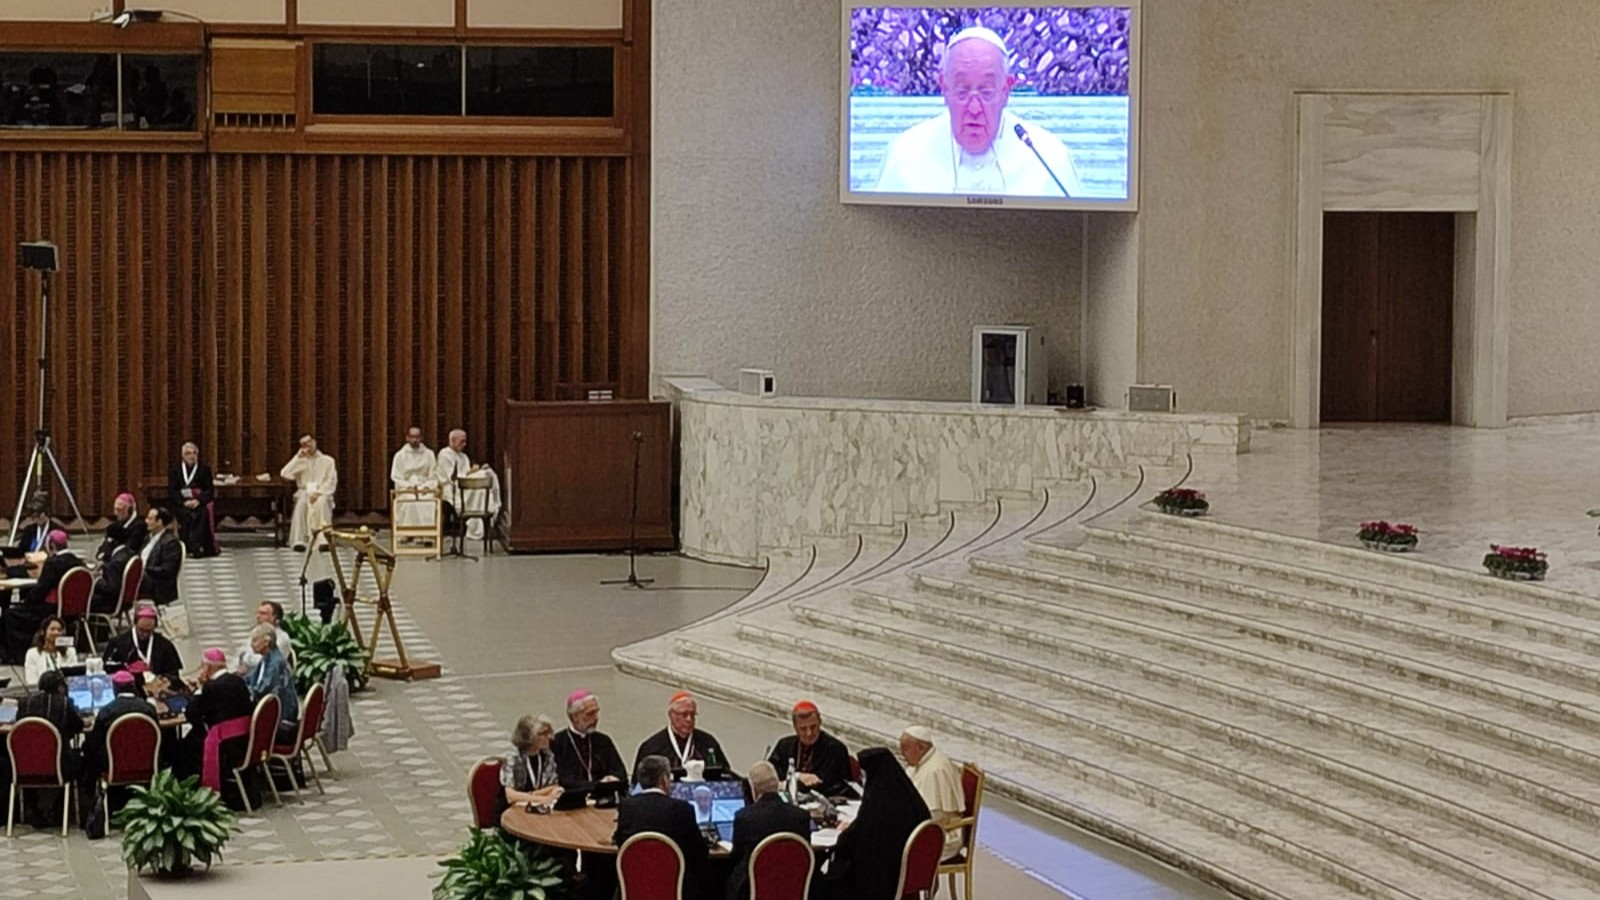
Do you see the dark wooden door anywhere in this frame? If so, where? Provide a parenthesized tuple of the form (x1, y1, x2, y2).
(1320, 212, 1455, 422)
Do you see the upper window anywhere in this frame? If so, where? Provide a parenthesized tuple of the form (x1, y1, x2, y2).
(313, 44, 463, 117)
(466, 47, 613, 118)
(122, 55, 199, 131)
(312, 43, 615, 120)
(0, 52, 122, 130)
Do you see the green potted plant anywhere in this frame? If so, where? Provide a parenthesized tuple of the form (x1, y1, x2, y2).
(1358, 520, 1419, 552)
(1153, 487, 1209, 517)
(1483, 544, 1548, 581)
(433, 828, 571, 900)
(281, 612, 370, 695)
(115, 771, 235, 878)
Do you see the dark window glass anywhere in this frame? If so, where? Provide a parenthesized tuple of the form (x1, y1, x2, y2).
(0, 52, 119, 129)
(466, 46, 613, 118)
(121, 55, 199, 131)
(313, 44, 462, 116)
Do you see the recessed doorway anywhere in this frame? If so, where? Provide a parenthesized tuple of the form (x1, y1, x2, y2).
(1319, 212, 1455, 422)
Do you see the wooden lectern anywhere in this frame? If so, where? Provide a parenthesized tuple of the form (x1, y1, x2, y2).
(502, 400, 675, 553)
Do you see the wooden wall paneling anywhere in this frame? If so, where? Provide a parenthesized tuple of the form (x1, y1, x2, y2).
(370, 155, 391, 503)
(419, 157, 439, 435)
(71, 157, 95, 504)
(295, 158, 317, 453)
(395, 157, 415, 438)
(538, 158, 559, 399)
(563, 159, 583, 389)
(493, 158, 514, 436)
(442, 157, 465, 435)
(152, 157, 172, 468)
(249, 156, 270, 476)
(318, 155, 341, 458)
(272, 156, 294, 475)
(590, 160, 611, 385)
(347, 155, 367, 497)
(99, 155, 122, 511)
(223, 155, 245, 475)
(516, 158, 536, 403)
(468, 158, 489, 450)
(126, 155, 148, 496)
(176, 157, 196, 462)
(0, 155, 15, 501)
(199, 157, 219, 476)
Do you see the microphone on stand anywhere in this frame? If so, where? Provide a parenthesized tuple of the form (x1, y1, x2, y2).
(1013, 123, 1073, 198)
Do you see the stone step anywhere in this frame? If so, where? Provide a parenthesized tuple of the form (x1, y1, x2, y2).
(969, 554, 1600, 735)
(1131, 513, 1600, 623)
(773, 588, 1600, 875)
(910, 568, 1600, 774)
(671, 634, 1550, 900)
(1043, 530, 1600, 693)
(834, 576, 1600, 828)
(612, 646, 1324, 900)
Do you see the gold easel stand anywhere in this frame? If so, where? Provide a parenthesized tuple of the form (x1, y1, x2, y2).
(322, 526, 441, 682)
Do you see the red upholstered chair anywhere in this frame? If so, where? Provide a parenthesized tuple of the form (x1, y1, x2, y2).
(270, 681, 326, 800)
(895, 820, 947, 899)
(936, 762, 986, 899)
(230, 693, 282, 813)
(102, 714, 162, 829)
(467, 757, 503, 830)
(617, 832, 686, 900)
(88, 556, 141, 646)
(749, 832, 814, 900)
(54, 566, 94, 651)
(6, 718, 72, 836)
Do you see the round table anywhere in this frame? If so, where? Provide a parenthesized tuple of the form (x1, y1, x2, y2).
(500, 805, 621, 855)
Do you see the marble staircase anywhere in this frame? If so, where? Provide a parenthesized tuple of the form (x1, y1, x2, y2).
(614, 475, 1600, 900)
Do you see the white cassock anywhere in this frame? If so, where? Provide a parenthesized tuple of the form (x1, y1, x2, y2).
(280, 451, 338, 548)
(873, 110, 1083, 198)
(437, 446, 502, 540)
(389, 443, 438, 528)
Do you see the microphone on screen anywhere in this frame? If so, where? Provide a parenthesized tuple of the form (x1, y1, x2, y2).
(1014, 123, 1073, 198)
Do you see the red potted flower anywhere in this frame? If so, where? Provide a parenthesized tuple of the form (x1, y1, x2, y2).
(1153, 487, 1208, 517)
(1357, 521, 1419, 552)
(1483, 544, 1548, 581)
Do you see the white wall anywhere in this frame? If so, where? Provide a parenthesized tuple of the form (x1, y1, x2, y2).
(651, 0, 1084, 403)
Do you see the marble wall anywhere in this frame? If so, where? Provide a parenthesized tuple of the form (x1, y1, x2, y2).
(669, 378, 1248, 564)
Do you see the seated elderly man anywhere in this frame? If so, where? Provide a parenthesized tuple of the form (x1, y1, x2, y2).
(635, 690, 728, 772)
(234, 601, 294, 674)
(98, 492, 146, 563)
(768, 699, 852, 797)
(613, 755, 707, 895)
(726, 761, 811, 900)
(551, 689, 628, 791)
(104, 603, 184, 685)
(900, 725, 965, 860)
(436, 428, 502, 541)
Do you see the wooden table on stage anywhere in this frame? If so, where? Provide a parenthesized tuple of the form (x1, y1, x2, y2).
(501, 805, 623, 854)
(0, 578, 37, 590)
(141, 477, 292, 547)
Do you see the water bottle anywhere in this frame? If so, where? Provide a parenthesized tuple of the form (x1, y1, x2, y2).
(705, 746, 720, 771)
(787, 757, 798, 799)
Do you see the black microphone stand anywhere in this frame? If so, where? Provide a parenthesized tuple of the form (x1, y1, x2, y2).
(601, 431, 653, 589)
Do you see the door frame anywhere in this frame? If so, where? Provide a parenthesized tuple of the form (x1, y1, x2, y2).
(1290, 91, 1511, 428)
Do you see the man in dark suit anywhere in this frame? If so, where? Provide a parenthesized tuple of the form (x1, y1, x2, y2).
(2, 530, 79, 663)
(84, 670, 159, 819)
(136, 507, 183, 605)
(169, 442, 219, 557)
(613, 755, 709, 898)
(725, 761, 812, 900)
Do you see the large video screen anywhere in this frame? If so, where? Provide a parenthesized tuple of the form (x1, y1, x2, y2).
(842, 4, 1138, 210)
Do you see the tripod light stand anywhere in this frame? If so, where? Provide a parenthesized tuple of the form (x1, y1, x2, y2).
(7, 242, 88, 543)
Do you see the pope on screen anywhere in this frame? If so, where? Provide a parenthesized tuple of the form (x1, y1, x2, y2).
(873, 26, 1083, 198)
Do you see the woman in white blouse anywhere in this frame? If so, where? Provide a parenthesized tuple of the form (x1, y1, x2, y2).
(24, 616, 79, 687)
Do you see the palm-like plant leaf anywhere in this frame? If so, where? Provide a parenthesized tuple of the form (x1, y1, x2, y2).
(114, 771, 236, 875)
(432, 829, 571, 900)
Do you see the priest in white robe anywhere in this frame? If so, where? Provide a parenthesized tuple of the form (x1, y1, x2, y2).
(389, 427, 438, 530)
(280, 434, 337, 551)
(872, 27, 1083, 199)
(436, 428, 501, 541)
(900, 725, 966, 860)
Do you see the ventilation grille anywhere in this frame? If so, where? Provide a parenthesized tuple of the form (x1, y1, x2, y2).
(215, 112, 296, 132)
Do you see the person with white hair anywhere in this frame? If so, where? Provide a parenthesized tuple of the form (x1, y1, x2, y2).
(501, 714, 564, 810)
(726, 760, 811, 900)
(280, 434, 338, 551)
(551, 688, 629, 791)
(900, 725, 966, 860)
(436, 428, 502, 541)
(389, 426, 438, 532)
(634, 690, 729, 772)
(873, 26, 1083, 197)
(169, 440, 219, 557)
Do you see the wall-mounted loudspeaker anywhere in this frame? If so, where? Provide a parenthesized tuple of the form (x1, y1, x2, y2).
(739, 368, 777, 397)
(1127, 384, 1177, 412)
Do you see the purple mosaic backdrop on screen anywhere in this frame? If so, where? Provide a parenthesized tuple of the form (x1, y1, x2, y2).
(850, 6, 1131, 97)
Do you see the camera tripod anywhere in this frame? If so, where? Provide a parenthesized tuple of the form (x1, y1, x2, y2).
(6, 265, 87, 543)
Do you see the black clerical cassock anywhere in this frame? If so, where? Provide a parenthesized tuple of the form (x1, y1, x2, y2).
(769, 729, 853, 797)
(634, 726, 728, 772)
(104, 626, 184, 683)
(169, 459, 219, 557)
(551, 727, 628, 791)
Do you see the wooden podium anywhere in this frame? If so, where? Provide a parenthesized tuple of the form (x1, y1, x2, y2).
(502, 400, 675, 553)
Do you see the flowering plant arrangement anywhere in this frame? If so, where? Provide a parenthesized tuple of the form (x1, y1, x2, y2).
(1357, 521, 1419, 549)
(1483, 544, 1548, 580)
(1153, 487, 1208, 515)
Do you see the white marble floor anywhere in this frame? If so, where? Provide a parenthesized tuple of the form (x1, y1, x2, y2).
(1179, 422, 1600, 596)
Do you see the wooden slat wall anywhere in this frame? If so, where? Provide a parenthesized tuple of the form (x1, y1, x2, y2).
(0, 151, 628, 516)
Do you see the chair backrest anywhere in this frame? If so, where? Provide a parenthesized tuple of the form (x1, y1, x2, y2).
(7, 717, 65, 786)
(617, 832, 686, 900)
(849, 754, 861, 785)
(119, 556, 145, 612)
(895, 820, 947, 898)
(55, 566, 93, 618)
(105, 714, 162, 785)
(242, 693, 282, 768)
(467, 757, 502, 830)
(296, 681, 327, 747)
(749, 832, 814, 900)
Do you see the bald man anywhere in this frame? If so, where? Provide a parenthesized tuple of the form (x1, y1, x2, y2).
(436, 428, 502, 541)
(873, 26, 1083, 197)
(390, 427, 438, 532)
(634, 691, 729, 772)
